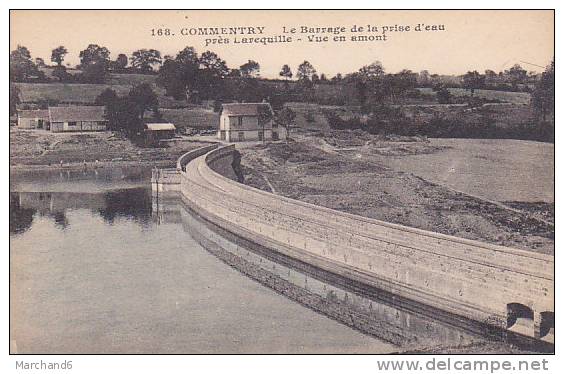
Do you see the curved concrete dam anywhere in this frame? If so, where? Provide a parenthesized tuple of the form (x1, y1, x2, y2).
(153, 144, 554, 350)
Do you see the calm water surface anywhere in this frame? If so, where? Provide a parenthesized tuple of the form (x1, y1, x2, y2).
(10, 185, 395, 354)
(371, 139, 554, 203)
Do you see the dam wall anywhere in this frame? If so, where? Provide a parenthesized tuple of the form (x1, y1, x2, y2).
(151, 144, 219, 194)
(178, 145, 554, 343)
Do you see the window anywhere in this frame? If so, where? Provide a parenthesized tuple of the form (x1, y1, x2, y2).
(272, 121, 278, 128)
(258, 131, 264, 141)
(272, 131, 279, 141)
(68, 121, 77, 127)
(220, 130, 226, 140)
(238, 117, 243, 127)
(238, 132, 245, 141)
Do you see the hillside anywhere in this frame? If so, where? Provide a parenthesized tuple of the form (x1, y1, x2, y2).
(15, 73, 188, 108)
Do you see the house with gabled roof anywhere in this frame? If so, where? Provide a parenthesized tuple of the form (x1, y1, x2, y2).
(218, 102, 287, 142)
(48, 106, 107, 132)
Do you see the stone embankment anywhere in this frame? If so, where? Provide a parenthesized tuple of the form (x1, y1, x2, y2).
(155, 144, 554, 346)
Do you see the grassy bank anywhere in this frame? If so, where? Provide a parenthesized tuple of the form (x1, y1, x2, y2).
(9, 128, 212, 168)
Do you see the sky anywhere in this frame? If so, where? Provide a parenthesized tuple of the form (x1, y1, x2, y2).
(10, 10, 554, 78)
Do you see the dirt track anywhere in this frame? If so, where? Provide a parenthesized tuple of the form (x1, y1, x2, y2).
(239, 133, 554, 255)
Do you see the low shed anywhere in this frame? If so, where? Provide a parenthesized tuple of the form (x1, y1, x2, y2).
(17, 109, 50, 129)
(144, 123, 176, 144)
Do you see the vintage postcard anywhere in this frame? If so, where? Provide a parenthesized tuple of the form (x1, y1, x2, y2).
(9, 9, 554, 359)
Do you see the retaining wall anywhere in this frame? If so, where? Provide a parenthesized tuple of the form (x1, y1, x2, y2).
(179, 145, 554, 342)
(152, 144, 219, 194)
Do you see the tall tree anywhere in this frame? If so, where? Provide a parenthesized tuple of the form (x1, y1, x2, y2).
(95, 88, 119, 129)
(505, 64, 528, 89)
(419, 70, 430, 86)
(10, 84, 20, 116)
(199, 51, 229, 78)
(275, 107, 296, 142)
(257, 104, 273, 144)
(157, 47, 201, 100)
(128, 83, 159, 120)
(51, 46, 68, 66)
(112, 97, 142, 135)
(240, 60, 260, 78)
(297, 60, 316, 81)
(79, 44, 110, 68)
(176, 46, 198, 65)
(130, 49, 162, 73)
(78, 44, 110, 83)
(484, 69, 498, 87)
(10, 45, 40, 82)
(112, 53, 129, 71)
(461, 71, 485, 97)
(198, 51, 229, 100)
(359, 61, 385, 80)
(279, 64, 293, 80)
(157, 59, 187, 99)
(532, 60, 554, 123)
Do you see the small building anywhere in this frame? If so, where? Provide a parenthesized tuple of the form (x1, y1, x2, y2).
(144, 123, 176, 145)
(218, 103, 287, 142)
(48, 106, 107, 132)
(17, 109, 50, 129)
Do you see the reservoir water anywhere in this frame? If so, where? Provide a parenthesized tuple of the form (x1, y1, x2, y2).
(10, 183, 398, 354)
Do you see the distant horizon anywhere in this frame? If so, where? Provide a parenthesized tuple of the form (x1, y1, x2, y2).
(10, 10, 554, 78)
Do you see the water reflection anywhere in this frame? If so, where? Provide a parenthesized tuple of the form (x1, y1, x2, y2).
(154, 194, 483, 348)
(97, 188, 152, 226)
(9, 194, 35, 235)
(9, 188, 152, 235)
(11, 165, 152, 186)
(11, 186, 392, 353)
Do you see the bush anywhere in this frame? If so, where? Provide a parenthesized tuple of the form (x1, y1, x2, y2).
(436, 88, 452, 104)
(324, 105, 554, 143)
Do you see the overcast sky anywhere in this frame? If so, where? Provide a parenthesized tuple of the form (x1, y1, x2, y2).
(10, 10, 554, 78)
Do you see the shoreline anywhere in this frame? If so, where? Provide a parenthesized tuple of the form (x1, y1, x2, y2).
(9, 159, 177, 176)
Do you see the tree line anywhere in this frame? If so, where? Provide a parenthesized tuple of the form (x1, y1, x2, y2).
(10, 43, 542, 93)
(9, 43, 554, 143)
(10, 44, 164, 84)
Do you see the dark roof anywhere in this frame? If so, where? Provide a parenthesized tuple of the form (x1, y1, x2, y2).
(17, 109, 50, 119)
(49, 106, 106, 122)
(221, 103, 273, 117)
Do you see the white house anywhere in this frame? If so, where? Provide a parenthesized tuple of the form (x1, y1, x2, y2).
(218, 103, 287, 142)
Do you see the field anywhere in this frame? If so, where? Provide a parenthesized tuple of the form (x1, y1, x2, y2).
(417, 87, 532, 105)
(15, 83, 132, 104)
(15, 74, 189, 108)
(239, 132, 554, 254)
